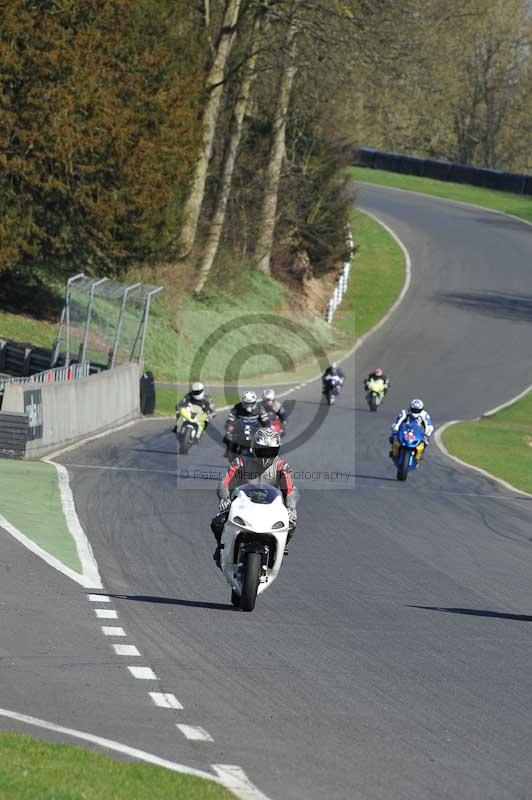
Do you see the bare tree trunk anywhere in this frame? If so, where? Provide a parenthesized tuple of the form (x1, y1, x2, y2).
(178, 0, 242, 260)
(194, 13, 265, 294)
(253, 11, 298, 276)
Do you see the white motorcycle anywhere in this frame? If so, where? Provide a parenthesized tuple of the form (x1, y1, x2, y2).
(220, 482, 290, 612)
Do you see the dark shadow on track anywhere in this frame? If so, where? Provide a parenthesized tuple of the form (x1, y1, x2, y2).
(355, 473, 397, 483)
(436, 291, 532, 323)
(95, 593, 236, 611)
(408, 605, 532, 622)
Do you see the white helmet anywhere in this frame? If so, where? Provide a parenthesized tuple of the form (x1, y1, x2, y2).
(190, 381, 205, 401)
(410, 398, 424, 414)
(241, 390, 257, 413)
(253, 427, 281, 463)
(262, 388, 275, 405)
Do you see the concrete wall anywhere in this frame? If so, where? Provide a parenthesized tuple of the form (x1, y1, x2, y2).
(3, 363, 140, 457)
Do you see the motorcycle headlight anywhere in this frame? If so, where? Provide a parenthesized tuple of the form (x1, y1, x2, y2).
(233, 516, 246, 526)
(272, 521, 285, 529)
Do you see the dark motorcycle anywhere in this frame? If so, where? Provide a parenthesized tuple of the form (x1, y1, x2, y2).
(224, 417, 260, 460)
(322, 375, 342, 406)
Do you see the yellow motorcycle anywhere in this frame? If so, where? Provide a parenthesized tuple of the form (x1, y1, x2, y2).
(365, 377, 386, 412)
(176, 403, 209, 455)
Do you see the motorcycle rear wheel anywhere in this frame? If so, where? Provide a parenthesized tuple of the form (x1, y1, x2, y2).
(240, 552, 262, 612)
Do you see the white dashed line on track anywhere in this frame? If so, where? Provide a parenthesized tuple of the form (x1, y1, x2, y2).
(177, 724, 214, 742)
(87, 594, 110, 602)
(149, 692, 183, 709)
(113, 644, 141, 656)
(128, 666, 158, 680)
(101, 626, 126, 636)
(95, 608, 118, 619)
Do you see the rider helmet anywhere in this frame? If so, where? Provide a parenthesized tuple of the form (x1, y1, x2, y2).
(252, 427, 281, 465)
(374, 368, 383, 377)
(410, 398, 424, 414)
(241, 390, 258, 413)
(262, 388, 275, 408)
(190, 381, 205, 401)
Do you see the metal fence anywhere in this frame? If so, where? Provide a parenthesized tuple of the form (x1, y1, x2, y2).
(51, 274, 163, 369)
(0, 362, 90, 408)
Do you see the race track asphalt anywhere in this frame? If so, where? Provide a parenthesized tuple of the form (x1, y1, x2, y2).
(3, 184, 532, 799)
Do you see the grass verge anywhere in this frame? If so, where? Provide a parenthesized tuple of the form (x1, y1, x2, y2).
(152, 206, 404, 400)
(442, 392, 532, 494)
(349, 166, 532, 223)
(0, 733, 235, 800)
(0, 459, 81, 572)
(1, 207, 405, 391)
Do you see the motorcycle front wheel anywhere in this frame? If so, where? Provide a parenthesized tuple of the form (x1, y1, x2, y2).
(397, 452, 409, 481)
(369, 393, 378, 412)
(179, 427, 193, 455)
(240, 552, 262, 612)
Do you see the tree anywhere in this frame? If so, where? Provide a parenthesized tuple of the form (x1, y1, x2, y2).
(177, 0, 242, 260)
(253, 3, 299, 275)
(194, 4, 267, 293)
(0, 0, 203, 276)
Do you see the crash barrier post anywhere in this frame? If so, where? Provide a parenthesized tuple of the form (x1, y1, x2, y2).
(352, 147, 532, 196)
(2, 362, 140, 458)
(325, 227, 355, 325)
(140, 370, 156, 415)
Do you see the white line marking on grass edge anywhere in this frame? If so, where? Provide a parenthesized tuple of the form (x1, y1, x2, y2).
(177, 724, 214, 742)
(101, 626, 126, 636)
(128, 666, 157, 680)
(95, 609, 118, 619)
(435, 421, 532, 499)
(212, 765, 272, 800)
(149, 692, 183, 709)
(0, 708, 274, 800)
(42, 458, 102, 588)
(113, 644, 140, 656)
(0, 513, 98, 589)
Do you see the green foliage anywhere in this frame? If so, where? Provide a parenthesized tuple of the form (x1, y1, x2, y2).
(0, 0, 203, 276)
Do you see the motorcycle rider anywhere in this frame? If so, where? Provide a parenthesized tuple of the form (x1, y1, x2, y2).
(226, 390, 269, 427)
(259, 388, 288, 433)
(223, 390, 269, 458)
(211, 427, 299, 567)
(364, 367, 389, 394)
(322, 362, 345, 397)
(174, 381, 216, 432)
(389, 398, 434, 458)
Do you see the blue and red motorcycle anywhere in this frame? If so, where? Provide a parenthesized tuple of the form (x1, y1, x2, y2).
(391, 421, 426, 481)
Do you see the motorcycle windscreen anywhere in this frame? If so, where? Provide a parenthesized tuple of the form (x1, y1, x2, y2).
(236, 483, 281, 504)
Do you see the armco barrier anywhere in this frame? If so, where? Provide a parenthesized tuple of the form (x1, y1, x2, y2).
(353, 147, 532, 195)
(2, 362, 140, 457)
